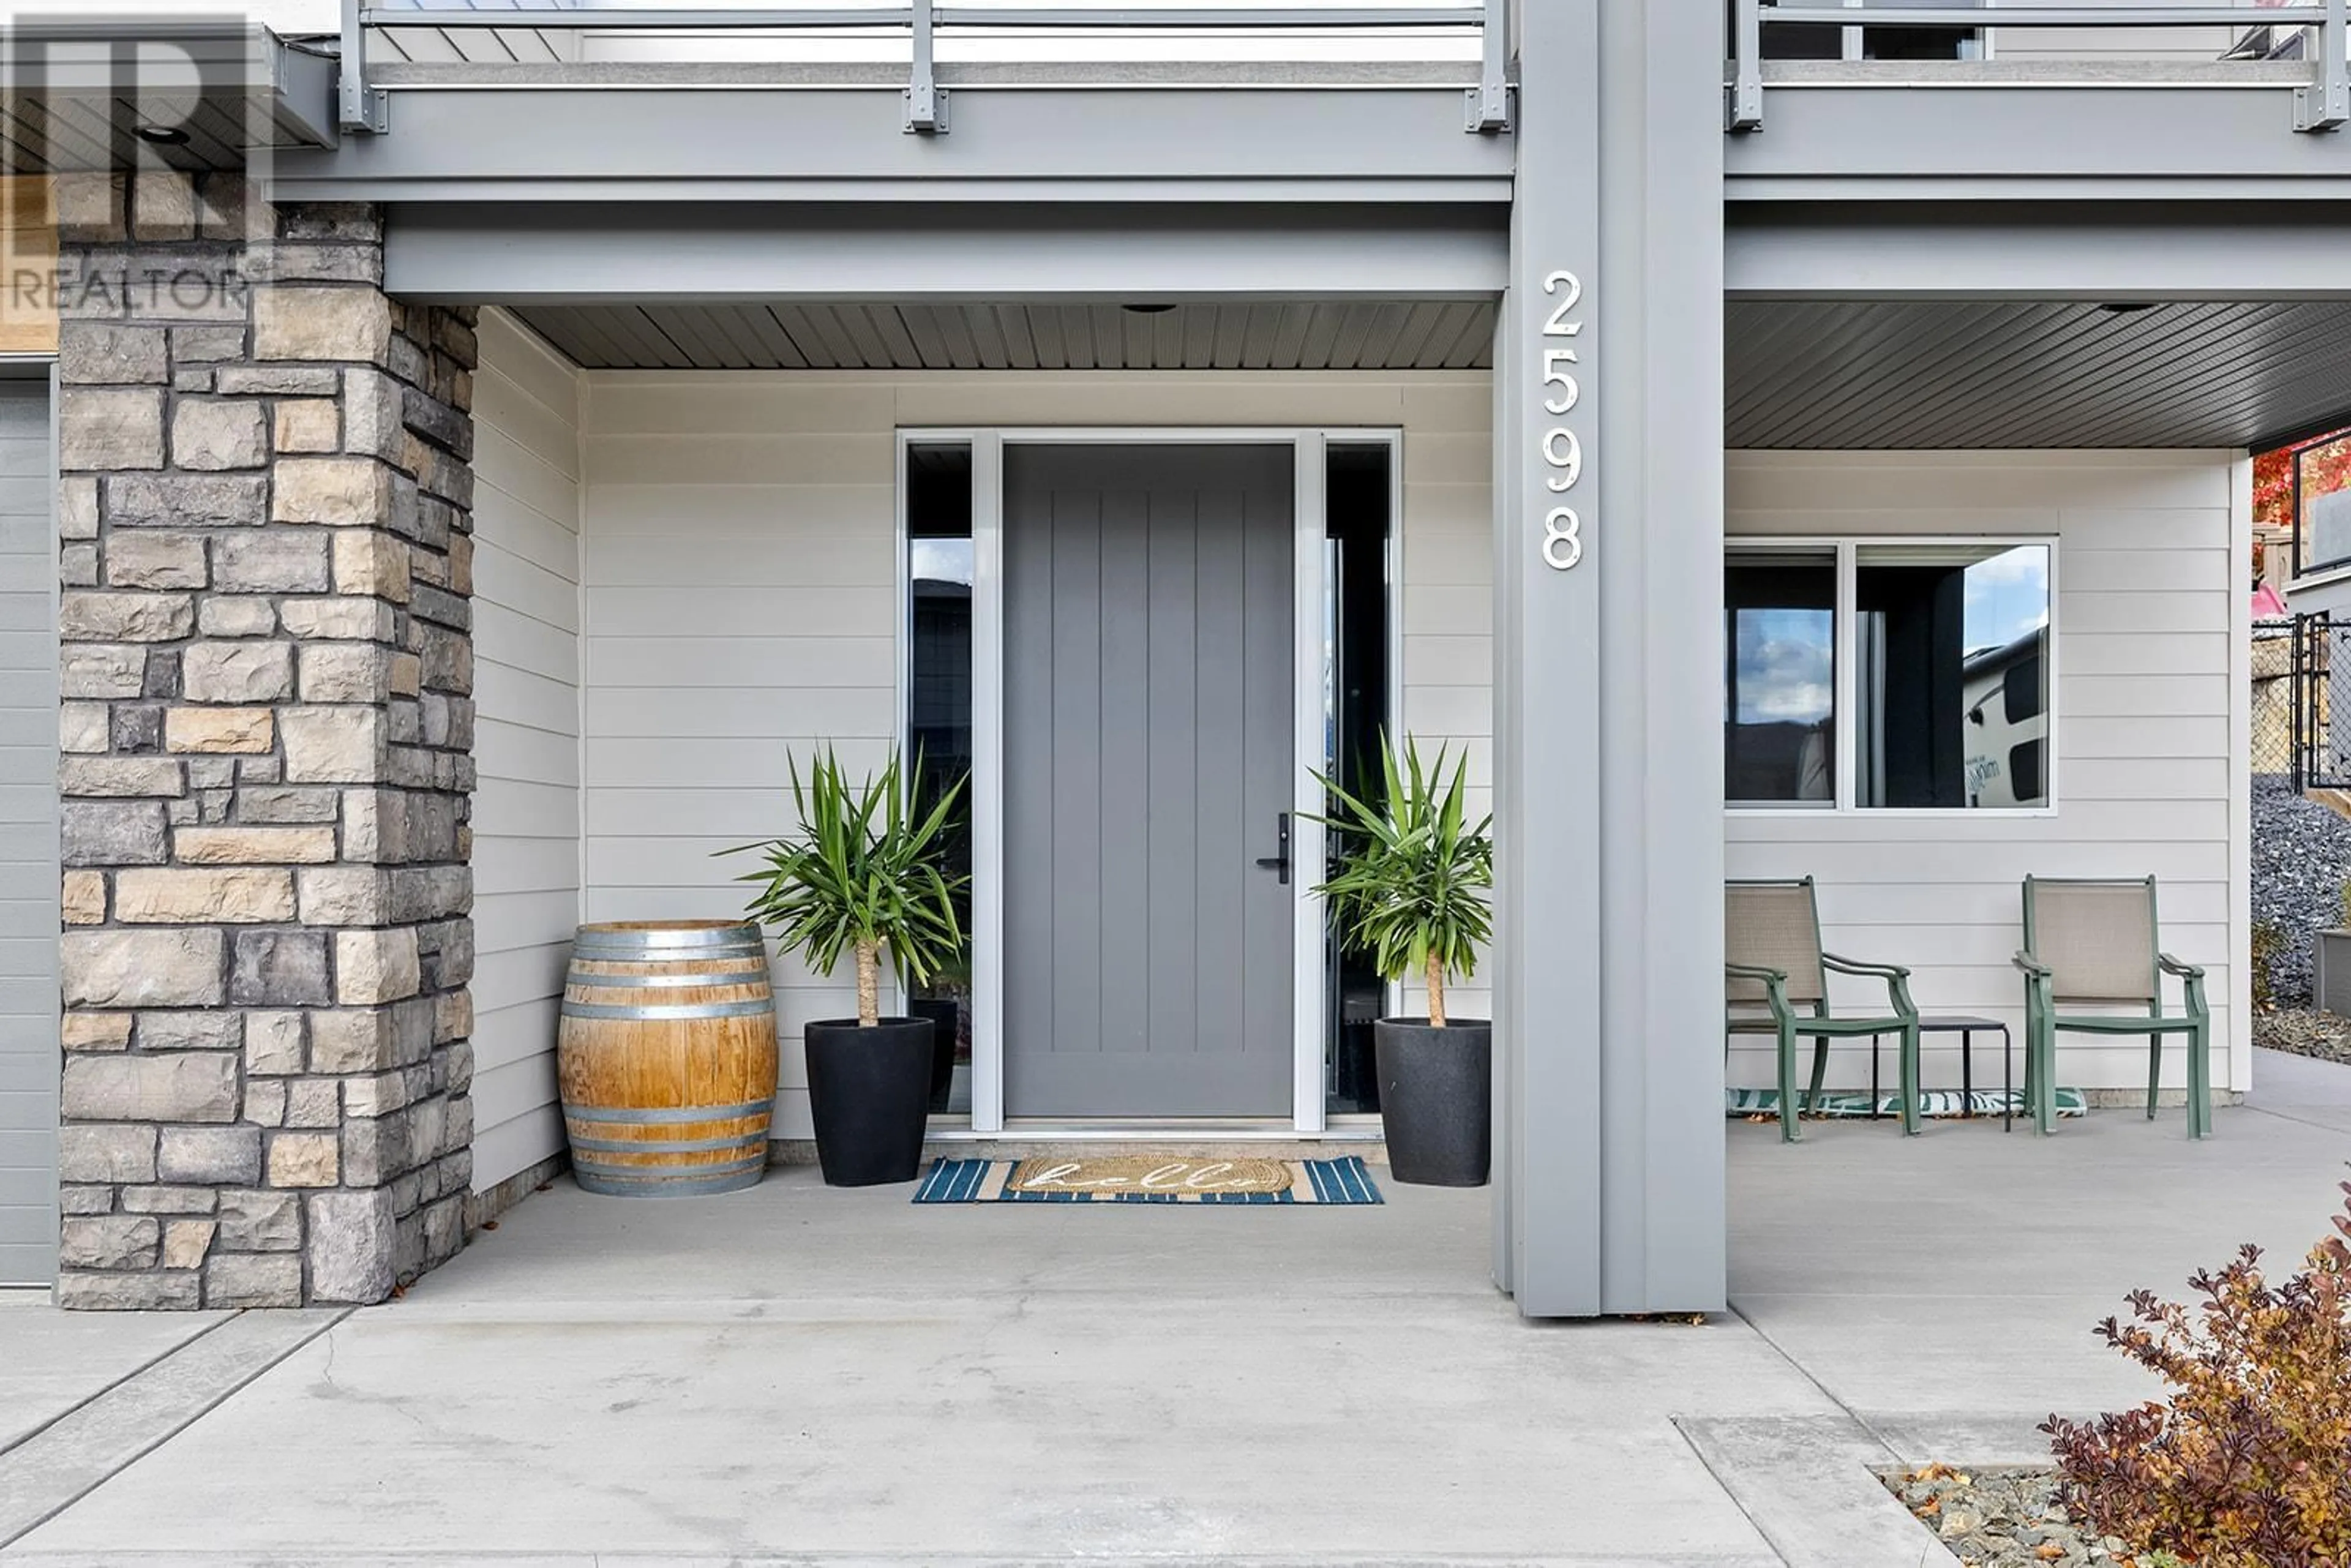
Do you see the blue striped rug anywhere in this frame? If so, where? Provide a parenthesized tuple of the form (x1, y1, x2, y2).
(912, 1155, 1383, 1205)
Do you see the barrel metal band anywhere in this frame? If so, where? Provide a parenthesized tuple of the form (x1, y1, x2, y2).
(568, 1130, 771, 1155)
(562, 1097, 775, 1125)
(559, 997, 777, 1021)
(574, 926, 762, 951)
(565, 969, 771, 989)
(572, 939, 765, 957)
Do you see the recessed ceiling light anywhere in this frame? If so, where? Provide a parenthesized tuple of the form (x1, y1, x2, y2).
(2099, 301, 2157, 314)
(134, 124, 191, 146)
(1122, 303, 1178, 315)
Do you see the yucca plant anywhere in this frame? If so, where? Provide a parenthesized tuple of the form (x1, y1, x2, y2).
(726, 748, 969, 1028)
(1306, 734, 1494, 1027)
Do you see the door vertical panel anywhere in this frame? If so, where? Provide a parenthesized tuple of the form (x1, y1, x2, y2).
(1047, 489, 1104, 1063)
(1096, 487, 1152, 1057)
(1192, 483, 1248, 1061)
(1144, 492, 1199, 1067)
(1242, 481, 1295, 1065)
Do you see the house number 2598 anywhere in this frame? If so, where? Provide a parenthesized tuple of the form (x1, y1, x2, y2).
(1539, 269, 1585, 571)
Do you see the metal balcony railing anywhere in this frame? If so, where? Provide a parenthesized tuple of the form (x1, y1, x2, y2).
(1727, 0, 2350, 132)
(336, 0, 1510, 137)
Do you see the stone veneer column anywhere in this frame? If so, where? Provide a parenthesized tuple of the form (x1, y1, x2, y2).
(52, 173, 477, 1308)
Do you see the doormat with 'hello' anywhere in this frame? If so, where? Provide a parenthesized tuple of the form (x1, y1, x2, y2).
(911, 1155, 1383, 1204)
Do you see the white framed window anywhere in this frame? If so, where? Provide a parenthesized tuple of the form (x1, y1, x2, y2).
(1725, 537, 2055, 816)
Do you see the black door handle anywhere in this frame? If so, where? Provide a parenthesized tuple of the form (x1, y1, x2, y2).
(1254, 811, 1291, 885)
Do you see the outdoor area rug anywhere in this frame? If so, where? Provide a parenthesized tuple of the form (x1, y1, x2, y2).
(912, 1155, 1383, 1204)
(1725, 1087, 2087, 1119)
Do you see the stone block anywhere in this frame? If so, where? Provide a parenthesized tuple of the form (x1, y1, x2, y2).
(298, 643, 395, 705)
(60, 323, 167, 385)
(61, 1215, 161, 1270)
(297, 866, 391, 925)
(59, 591, 192, 643)
(59, 1011, 134, 1051)
(279, 598, 396, 642)
(341, 1070, 414, 1120)
(120, 1186, 217, 1217)
(213, 531, 330, 594)
(174, 825, 338, 865)
(136, 1011, 241, 1051)
(249, 242, 383, 287)
(253, 285, 391, 365)
(114, 866, 295, 923)
(162, 1218, 217, 1270)
(306, 1188, 396, 1304)
(274, 399, 339, 454)
(204, 1251, 302, 1309)
(105, 533, 207, 590)
(285, 1079, 340, 1128)
(130, 170, 196, 240)
(230, 929, 332, 1007)
(56, 1270, 203, 1310)
(110, 705, 162, 755)
(60, 758, 183, 800)
(59, 542, 99, 588)
(245, 1010, 306, 1076)
(58, 703, 107, 755)
(59, 388, 164, 471)
(266, 1131, 339, 1188)
(171, 324, 247, 362)
(61, 928, 224, 1008)
(102, 473, 267, 530)
(280, 707, 386, 784)
(333, 530, 412, 602)
(243, 1079, 287, 1126)
(61, 871, 105, 925)
(336, 928, 421, 1005)
(197, 598, 279, 637)
(217, 366, 337, 397)
(182, 642, 295, 704)
(60, 1186, 114, 1215)
(157, 1125, 262, 1185)
(59, 477, 99, 541)
(436, 991, 474, 1049)
(307, 1008, 392, 1073)
(235, 786, 339, 824)
(194, 174, 250, 242)
(216, 1188, 301, 1251)
(163, 707, 275, 755)
(170, 399, 266, 470)
(57, 1123, 157, 1184)
(61, 1052, 238, 1122)
(59, 804, 163, 865)
(274, 457, 393, 527)
(61, 646, 146, 699)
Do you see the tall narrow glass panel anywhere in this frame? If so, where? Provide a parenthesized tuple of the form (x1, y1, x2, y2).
(906, 444, 973, 1117)
(1725, 549, 1837, 807)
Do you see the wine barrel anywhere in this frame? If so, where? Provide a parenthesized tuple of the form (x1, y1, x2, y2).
(556, 921, 779, 1197)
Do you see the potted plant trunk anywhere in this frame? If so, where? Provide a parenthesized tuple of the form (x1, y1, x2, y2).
(1307, 736, 1495, 1187)
(728, 749, 969, 1187)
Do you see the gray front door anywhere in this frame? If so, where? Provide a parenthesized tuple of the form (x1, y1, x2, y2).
(1002, 443, 1295, 1119)
(0, 381, 56, 1285)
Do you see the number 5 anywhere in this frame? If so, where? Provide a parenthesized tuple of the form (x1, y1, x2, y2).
(1542, 348, 1579, 416)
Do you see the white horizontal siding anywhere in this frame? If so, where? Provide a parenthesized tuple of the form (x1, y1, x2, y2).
(470, 310, 584, 1191)
(1726, 449, 2254, 1097)
(580, 370, 1493, 1134)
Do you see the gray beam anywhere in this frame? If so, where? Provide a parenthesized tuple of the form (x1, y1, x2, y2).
(383, 203, 1507, 304)
(265, 83, 1514, 204)
(1728, 208, 2351, 299)
(1728, 82, 2351, 192)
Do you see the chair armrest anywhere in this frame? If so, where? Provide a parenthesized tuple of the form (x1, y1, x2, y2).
(1821, 951, 1909, 980)
(1725, 962, 1787, 983)
(2011, 950, 2052, 979)
(2157, 952, 2205, 980)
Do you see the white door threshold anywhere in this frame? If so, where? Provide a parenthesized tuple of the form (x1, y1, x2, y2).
(926, 1120, 1385, 1145)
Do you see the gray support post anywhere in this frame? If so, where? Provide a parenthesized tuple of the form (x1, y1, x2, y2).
(1494, 0, 1726, 1318)
(1728, 0, 1763, 131)
(1467, 0, 1512, 132)
(337, 0, 386, 135)
(2296, 0, 2349, 130)
(906, 0, 948, 133)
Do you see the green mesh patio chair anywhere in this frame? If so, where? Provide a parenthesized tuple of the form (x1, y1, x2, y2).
(2011, 876, 2210, 1139)
(1726, 877, 1923, 1142)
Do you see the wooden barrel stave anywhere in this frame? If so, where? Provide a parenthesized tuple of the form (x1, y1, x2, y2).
(556, 920, 779, 1197)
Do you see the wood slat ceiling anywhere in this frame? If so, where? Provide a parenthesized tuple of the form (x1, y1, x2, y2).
(511, 301, 1499, 372)
(1726, 299, 2351, 449)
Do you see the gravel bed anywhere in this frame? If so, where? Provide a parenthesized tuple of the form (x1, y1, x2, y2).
(1886, 1465, 2157, 1567)
(2253, 777, 2351, 1006)
(2253, 1005, 2351, 1065)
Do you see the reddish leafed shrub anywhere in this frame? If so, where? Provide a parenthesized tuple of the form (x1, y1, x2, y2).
(2042, 1183, 2351, 1567)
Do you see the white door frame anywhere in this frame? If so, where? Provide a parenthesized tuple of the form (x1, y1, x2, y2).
(899, 426, 1397, 1135)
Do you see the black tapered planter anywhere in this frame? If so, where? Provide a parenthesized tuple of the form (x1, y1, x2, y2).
(908, 997, 960, 1112)
(803, 1018, 934, 1187)
(1374, 1019, 1491, 1187)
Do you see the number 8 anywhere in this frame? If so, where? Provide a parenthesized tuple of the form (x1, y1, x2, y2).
(1543, 508, 1583, 571)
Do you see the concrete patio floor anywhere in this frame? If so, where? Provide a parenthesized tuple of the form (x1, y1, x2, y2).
(1, 1049, 2345, 1566)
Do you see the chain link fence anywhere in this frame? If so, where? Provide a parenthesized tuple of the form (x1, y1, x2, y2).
(2254, 613, 2351, 787)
